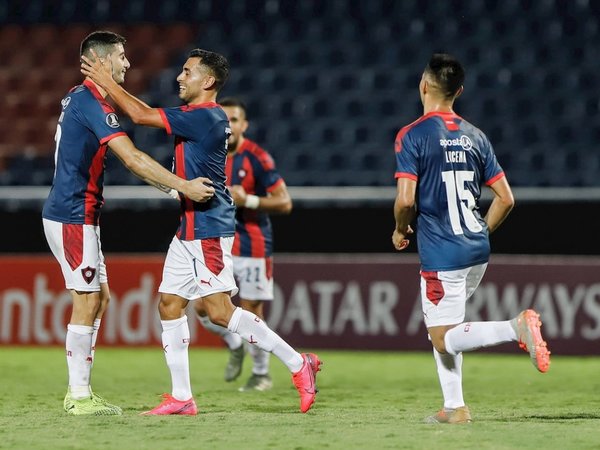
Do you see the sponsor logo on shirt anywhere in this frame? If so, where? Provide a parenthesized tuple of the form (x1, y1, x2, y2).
(106, 113, 120, 128)
(439, 135, 473, 151)
(61, 97, 71, 109)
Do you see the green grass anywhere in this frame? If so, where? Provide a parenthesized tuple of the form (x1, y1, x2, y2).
(0, 347, 599, 450)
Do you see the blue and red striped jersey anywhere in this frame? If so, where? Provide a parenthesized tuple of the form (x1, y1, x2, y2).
(159, 102, 235, 240)
(42, 80, 126, 225)
(395, 111, 505, 271)
(225, 138, 284, 257)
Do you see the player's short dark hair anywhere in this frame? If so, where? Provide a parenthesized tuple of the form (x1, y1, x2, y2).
(188, 49, 229, 92)
(424, 53, 465, 99)
(80, 31, 126, 58)
(218, 97, 248, 117)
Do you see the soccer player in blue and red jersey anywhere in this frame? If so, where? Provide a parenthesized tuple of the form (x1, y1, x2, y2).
(82, 50, 321, 414)
(393, 53, 551, 424)
(193, 97, 293, 392)
(42, 31, 215, 416)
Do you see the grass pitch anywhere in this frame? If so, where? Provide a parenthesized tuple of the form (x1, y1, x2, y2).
(0, 347, 598, 450)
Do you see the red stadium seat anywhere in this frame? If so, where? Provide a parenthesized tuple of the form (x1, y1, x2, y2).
(129, 46, 170, 73)
(60, 24, 94, 48)
(36, 46, 76, 68)
(28, 24, 61, 49)
(5, 51, 35, 70)
(0, 24, 25, 50)
(0, 69, 19, 91)
(3, 23, 196, 179)
(38, 92, 62, 119)
(163, 23, 196, 51)
(124, 23, 160, 54)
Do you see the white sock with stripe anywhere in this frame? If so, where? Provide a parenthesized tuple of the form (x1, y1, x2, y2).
(161, 316, 192, 401)
(91, 318, 101, 368)
(227, 307, 303, 373)
(433, 347, 464, 409)
(197, 314, 243, 350)
(444, 321, 517, 355)
(248, 343, 271, 376)
(66, 324, 93, 400)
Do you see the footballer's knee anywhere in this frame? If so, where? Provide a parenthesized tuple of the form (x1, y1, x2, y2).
(158, 294, 187, 320)
(203, 293, 235, 327)
(193, 300, 208, 318)
(429, 324, 462, 354)
(72, 291, 102, 324)
(428, 327, 449, 354)
(432, 337, 448, 354)
(240, 299, 263, 318)
(204, 304, 235, 327)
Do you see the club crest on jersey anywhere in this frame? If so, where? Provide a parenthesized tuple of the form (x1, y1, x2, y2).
(61, 97, 71, 109)
(81, 266, 96, 284)
(106, 113, 120, 128)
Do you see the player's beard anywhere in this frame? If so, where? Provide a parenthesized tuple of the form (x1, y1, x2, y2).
(227, 136, 238, 153)
(114, 70, 126, 85)
(178, 88, 191, 103)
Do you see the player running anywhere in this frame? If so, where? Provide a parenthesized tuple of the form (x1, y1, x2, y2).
(392, 53, 551, 424)
(81, 48, 322, 415)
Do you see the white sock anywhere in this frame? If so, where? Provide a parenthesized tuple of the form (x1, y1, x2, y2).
(433, 347, 464, 409)
(444, 321, 517, 355)
(91, 318, 101, 368)
(248, 343, 270, 376)
(66, 324, 93, 400)
(161, 316, 192, 401)
(227, 307, 303, 373)
(198, 315, 243, 350)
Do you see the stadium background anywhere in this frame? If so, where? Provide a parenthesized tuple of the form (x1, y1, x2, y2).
(1, 0, 599, 353)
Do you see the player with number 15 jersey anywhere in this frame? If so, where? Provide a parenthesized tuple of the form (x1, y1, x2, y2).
(392, 54, 549, 426)
(394, 110, 505, 271)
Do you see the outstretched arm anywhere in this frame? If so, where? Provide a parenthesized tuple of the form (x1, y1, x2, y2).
(107, 135, 214, 202)
(485, 175, 515, 233)
(81, 54, 164, 128)
(393, 177, 417, 251)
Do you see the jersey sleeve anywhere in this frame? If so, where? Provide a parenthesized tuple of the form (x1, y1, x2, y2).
(255, 151, 284, 192)
(481, 136, 505, 185)
(394, 128, 419, 180)
(159, 107, 199, 139)
(82, 101, 126, 144)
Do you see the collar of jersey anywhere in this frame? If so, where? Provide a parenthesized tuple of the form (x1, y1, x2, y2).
(181, 101, 219, 111)
(82, 79, 105, 102)
(422, 111, 460, 119)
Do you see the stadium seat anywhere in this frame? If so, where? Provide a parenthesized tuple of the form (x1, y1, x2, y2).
(0, 2, 599, 187)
